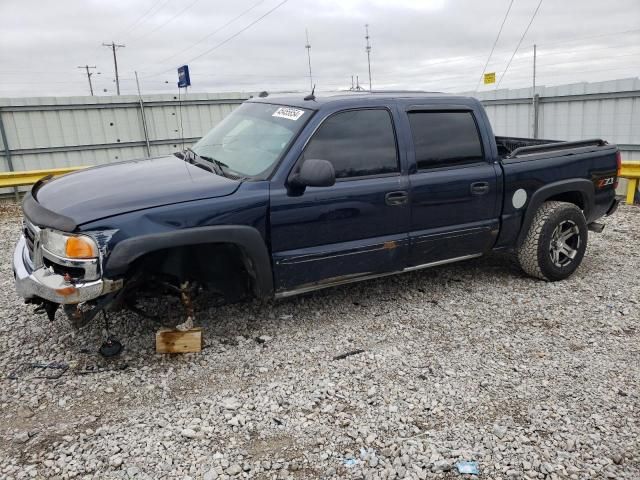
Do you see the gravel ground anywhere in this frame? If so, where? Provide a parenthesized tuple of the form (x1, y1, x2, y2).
(0, 203, 638, 480)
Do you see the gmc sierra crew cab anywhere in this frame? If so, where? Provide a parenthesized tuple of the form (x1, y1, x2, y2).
(13, 92, 621, 331)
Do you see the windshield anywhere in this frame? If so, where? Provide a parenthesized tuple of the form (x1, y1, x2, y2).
(191, 102, 311, 177)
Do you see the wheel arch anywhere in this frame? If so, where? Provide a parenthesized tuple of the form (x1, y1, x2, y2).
(516, 179, 594, 247)
(104, 225, 274, 299)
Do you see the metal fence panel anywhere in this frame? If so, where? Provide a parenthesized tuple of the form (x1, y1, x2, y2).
(472, 77, 640, 160)
(1, 80, 639, 181)
(0, 92, 251, 174)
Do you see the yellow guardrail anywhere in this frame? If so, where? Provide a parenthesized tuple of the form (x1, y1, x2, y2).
(0, 167, 85, 188)
(620, 161, 640, 205)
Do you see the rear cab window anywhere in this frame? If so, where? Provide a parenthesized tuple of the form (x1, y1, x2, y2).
(408, 111, 485, 169)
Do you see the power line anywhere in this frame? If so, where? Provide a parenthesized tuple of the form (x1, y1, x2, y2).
(496, 0, 544, 88)
(129, 0, 202, 43)
(143, 0, 267, 69)
(508, 42, 640, 61)
(3, 65, 635, 91)
(129, 49, 637, 85)
(414, 30, 640, 72)
(474, 0, 514, 92)
(129, 40, 639, 82)
(529, 28, 640, 49)
(115, 0, 171, 39)
(182, 0, 289, 64)
(149, 0, 290, 76)
(0, 70, 94, 75)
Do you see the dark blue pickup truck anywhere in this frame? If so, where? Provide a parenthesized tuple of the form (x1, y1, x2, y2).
(14, 92, 620, 331)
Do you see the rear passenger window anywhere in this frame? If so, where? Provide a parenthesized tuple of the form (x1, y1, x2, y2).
(408, 111, 484, 169)
(302, 109, 399, 179)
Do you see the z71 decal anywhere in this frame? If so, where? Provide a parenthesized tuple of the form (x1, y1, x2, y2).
(596, 177, 615, 188)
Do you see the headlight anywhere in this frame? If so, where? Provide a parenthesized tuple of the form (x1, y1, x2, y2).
(40, 229, 98, 259)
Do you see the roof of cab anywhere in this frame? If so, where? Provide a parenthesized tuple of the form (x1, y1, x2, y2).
(246, 91, 478, 110)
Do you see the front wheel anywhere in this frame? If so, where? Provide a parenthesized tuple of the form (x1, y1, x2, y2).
(517, 201, 588, 281)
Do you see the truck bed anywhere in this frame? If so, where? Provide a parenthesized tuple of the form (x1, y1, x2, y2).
(496, 136, 612, 162)
(495, 136, 559, 158)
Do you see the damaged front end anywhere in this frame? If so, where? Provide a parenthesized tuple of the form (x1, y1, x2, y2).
(13, 218, 123, 323)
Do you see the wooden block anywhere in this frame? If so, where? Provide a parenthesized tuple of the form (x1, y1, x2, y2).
(155, 327, 202, 354)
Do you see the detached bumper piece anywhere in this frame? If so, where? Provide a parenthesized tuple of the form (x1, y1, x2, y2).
(13, 236, 119, 305)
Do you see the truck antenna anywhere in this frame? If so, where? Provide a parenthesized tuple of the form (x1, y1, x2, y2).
(304, 84, 316, 101)
(305, 28, 314, 91)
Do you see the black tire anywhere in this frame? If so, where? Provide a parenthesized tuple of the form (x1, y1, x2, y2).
(517, 201, 588, 281)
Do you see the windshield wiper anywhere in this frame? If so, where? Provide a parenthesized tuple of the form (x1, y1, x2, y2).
(195, 152, 230, 173)
(184, 148, 226, 177)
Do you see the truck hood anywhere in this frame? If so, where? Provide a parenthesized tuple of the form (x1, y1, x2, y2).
(33, 155, 241, 227)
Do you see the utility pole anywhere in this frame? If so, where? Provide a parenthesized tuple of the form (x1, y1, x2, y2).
(305, 29, 313, 91)
(77, 65, 97, 96)
(102, 42, 125, 95)
(365, 24, 372, 91)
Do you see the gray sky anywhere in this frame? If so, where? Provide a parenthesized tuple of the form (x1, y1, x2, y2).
(1, 0, 639, 97)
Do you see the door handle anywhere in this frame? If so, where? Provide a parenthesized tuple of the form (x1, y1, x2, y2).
(385, 191, 408, 206)
(470, 182, 490, 195)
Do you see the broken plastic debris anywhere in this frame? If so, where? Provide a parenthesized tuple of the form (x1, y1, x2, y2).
(456, 461, 479, 475)
(343, 458, 357, 467)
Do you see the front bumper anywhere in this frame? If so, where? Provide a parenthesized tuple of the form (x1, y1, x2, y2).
(13, 236, 106, 304)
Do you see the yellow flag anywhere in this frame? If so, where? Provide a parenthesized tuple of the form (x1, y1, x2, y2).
(484, 72, 496, 85)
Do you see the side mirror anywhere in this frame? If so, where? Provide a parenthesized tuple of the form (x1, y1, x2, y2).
(289, 159, 336, 188)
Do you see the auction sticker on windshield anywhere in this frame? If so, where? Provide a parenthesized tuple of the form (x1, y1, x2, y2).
(272, 107, 305, 121)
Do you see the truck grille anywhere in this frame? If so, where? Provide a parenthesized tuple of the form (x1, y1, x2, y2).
(23, 221, 37, 260)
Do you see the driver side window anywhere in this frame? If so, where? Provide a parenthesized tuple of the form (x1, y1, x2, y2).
(301, 109, 399, 179)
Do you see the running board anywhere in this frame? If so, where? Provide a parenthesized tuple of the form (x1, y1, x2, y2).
(588, 222, 605, 233)
(275, 253, 483, 299)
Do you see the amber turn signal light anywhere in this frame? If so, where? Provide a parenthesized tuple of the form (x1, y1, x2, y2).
(65, 236, 97, 258)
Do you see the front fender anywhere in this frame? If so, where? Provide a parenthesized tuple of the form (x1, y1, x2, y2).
(104, 225, 274, 299)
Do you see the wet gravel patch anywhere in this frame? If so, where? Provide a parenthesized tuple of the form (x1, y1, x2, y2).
(0, 205, 638, 479)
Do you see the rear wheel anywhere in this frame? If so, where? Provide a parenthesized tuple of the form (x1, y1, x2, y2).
(517, 201, 588, 281)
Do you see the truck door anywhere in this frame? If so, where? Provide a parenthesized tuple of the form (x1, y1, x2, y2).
(404, 108, 500, 267)
(269, 107, 410, 294)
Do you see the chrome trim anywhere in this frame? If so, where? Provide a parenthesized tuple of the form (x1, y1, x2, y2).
(275, 253, 483, 299)
(23, 218, 42, 267)
(402, 253, 482, 272)
(22, 220, 101, 281)
(277, 244, 394, 265)
(13, 236, 111, 304)
(41, 246, 100, 280)
(411, 226, 492, 245)
(275, 270, 398, 299)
